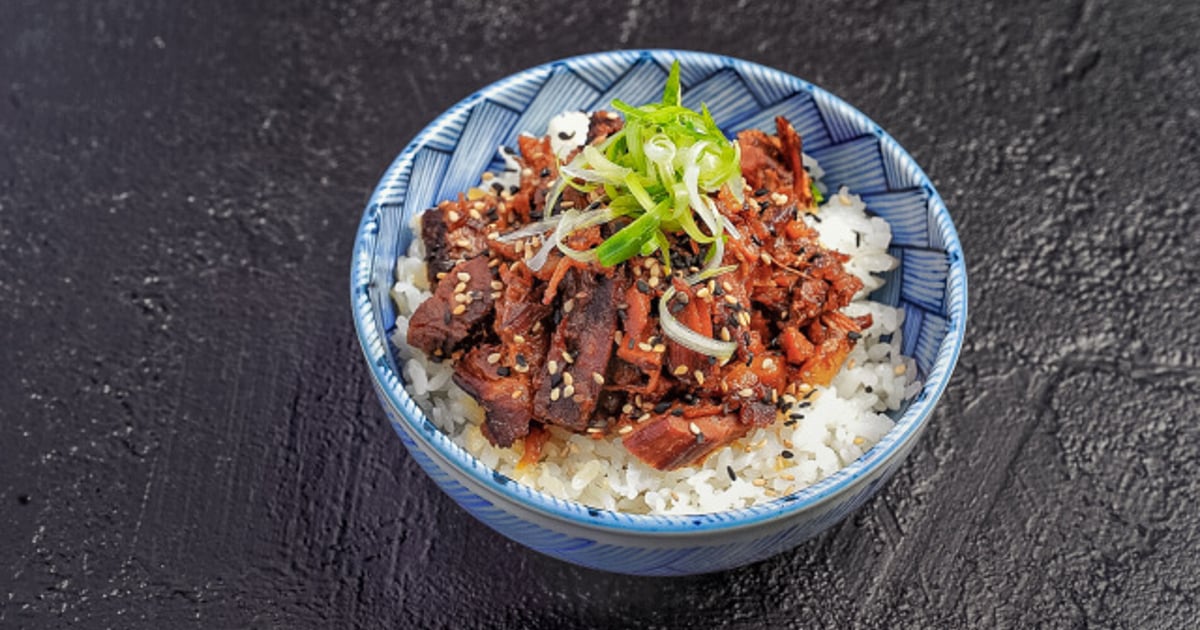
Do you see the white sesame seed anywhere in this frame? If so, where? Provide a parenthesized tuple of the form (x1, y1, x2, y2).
(447, 210, 461, 223)
(562, 351, 574, 364)
(563, 299, 575, 313)
(688, 422, 701, 435)
(638, 342, 653, 352)
(762, 358, 776, 370)
(452, 304, 466, 315)
(456, 272, 471, 282)
(490, 280, 503, 290)
(592, 373, 605, 385)
(673, 365, 689, 376)
(513, 334, 526, 344)
(693, 370, 705, 385)
(550, 387, 560, 401)
(547, 360, 559, 375)
(510, 389, 523, 400)
(724, 295, 739, 305)
(618, 425, 633, 435)
(486, 353, 501, 364)
(562, 384, 575, 398)
(738, 388, 754, 398)
(562, 372, 574, 387)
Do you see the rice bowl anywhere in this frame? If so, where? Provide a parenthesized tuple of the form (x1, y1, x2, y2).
(350, 50, 966, 575)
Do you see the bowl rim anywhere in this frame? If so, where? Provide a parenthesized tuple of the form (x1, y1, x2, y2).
(351, 49, 967, 535)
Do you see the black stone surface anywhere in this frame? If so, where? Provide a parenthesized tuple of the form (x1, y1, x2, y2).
(2, 1, 1198, 627)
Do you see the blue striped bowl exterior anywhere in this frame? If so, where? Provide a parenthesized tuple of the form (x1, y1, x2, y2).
(350, 50, 967, 576)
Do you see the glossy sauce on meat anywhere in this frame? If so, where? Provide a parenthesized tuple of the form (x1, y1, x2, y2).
(406, 112, 868, 471)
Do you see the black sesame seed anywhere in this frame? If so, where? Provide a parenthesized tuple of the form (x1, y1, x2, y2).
(694, 432, 705, 444)
(653, 402, 671, 414)
(509, 185, 520, 194)
(781, 450, 794, 459)
(540, 167, 551, 178)
(727, 465, 737, 481)
(442, 311, 452, 325)
(671, 408, 684, 417)
(515, 354, 528, 367)
(847, 331, 862, 341)
(750, 234, 763, 246)
(496, 366, 511, 377)
(810, 214, 822, 223)
(758, 201, 771, 211)
(491, 182, 505, 193)
(713, 285, 724, 296)
(864, 385, 874, 393)
(636, 280, 651, 294)
(557, 130, 576, 140)
(627, 338, 635, 350)
(789, 412, 805, 420)
(855, 231, 862, 248)
(754, 188, 769, 197)
(707, 356, 717, 365)
(783, 419, 797, 426)
(669, 301, 686, 315)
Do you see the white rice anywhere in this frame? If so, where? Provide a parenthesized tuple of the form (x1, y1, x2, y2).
(389, 165, 916, 515)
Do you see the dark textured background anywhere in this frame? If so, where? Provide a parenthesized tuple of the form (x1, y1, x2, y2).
(2, 0, 1198, 627)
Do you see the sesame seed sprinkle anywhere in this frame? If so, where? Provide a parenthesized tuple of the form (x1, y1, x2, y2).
(486, 353, 501, 364)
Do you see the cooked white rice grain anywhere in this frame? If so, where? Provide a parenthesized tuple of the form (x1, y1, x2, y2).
(388, 161, 917, 515)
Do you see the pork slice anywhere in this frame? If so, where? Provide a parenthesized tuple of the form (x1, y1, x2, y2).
(406, 256, 495, 357)
(419, 207, 453, 284)
(622, 413, 749, 471)
(452, 344, 532, 447)
(532, 268, 619, 432)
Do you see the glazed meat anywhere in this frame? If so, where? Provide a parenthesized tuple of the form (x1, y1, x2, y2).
(407, 115, 868, 470)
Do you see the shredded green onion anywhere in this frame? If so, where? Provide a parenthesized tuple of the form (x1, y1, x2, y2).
(554, 60, 743, 270)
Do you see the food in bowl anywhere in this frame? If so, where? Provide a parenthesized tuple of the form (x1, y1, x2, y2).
(390, 62, 917, 514)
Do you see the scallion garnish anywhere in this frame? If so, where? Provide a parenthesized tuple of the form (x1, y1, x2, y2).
(553, 60, 744, 270)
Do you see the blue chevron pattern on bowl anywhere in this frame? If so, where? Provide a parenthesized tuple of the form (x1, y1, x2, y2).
(351, 50, 967, 576)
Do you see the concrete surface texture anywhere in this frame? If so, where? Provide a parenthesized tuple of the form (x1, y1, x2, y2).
(1, 0, 1197, 627)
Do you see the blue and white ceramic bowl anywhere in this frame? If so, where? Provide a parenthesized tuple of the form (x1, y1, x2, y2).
(351, 50, 967, 576)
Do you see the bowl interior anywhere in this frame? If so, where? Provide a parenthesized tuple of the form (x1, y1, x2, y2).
(351, 50, 966, 531)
